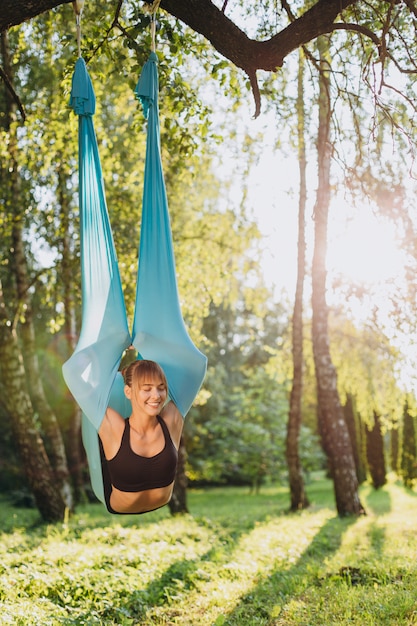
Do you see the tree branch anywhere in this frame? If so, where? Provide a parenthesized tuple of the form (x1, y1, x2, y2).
(330, 22, 381, 48)
(87, 0, 124, 61)
(1, 0, 72, 33)
(160, 0, 359, 74)
(2, 0, 414, 119)
(2, 0, 359, 73)
(247, 69, 261, 119)
(0, 63, 26, 121)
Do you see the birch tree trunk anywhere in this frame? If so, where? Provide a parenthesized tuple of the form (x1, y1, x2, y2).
(0, 282, 66, 521)
(286, 49, 309, 511)
(311, 36, 364, 516)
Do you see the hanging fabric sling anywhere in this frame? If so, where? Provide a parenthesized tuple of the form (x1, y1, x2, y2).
(62, 49, 207, 509)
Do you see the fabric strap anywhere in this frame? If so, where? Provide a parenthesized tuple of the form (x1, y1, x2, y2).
(62, 55, 207, 505)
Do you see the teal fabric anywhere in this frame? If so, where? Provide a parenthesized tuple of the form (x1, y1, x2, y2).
(62, 55, 207, 506)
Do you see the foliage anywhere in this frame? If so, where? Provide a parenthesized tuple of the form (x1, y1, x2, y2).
(1, 477, 417, 625)
(330, 314, 405, 429)
(186, 295, 325, 487)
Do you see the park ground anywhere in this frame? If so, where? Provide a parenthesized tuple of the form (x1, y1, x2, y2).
(0, 475, 416, 625)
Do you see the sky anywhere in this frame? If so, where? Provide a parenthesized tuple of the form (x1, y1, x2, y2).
(250, 150, 408, 298)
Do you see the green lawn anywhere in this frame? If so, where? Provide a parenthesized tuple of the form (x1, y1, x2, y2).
(1, 476, 417, 625)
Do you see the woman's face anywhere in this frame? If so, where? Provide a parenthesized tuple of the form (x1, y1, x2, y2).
(126, 375, 167, 416)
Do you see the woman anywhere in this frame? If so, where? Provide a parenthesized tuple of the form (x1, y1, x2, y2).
(98, 359, 183, 514)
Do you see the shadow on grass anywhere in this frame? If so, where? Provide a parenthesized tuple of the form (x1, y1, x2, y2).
(363, 485, 392, 515)
(367, 520, 386, 554)
(61, 489, 294, 624)
(43, 488, 292, 624)
(0, 496, 43, 533)
(221, 513, 358, 625)
(61, 551, 216, 625)
(115, 491, 292, 622)
(102, 556, 206, 624)
(160, 486, 294, 548)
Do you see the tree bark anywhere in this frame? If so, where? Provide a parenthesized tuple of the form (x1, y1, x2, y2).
(162, 0, 357, 73)
(168, 435, 189, 514)
(311, 36, 364, 516)
(343, 394, 367, 484)
(19, 315, 74, 509)
(390, 425, 399, 475)
(400, 400, 417, 488)
(286, 49, 309, 512)
(1, 0, 71, 32)
(365, 412, 386, 490)
(0, 282, 66, 522)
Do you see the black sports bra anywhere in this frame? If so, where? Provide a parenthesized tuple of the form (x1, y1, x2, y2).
(105, 416, 178, 492)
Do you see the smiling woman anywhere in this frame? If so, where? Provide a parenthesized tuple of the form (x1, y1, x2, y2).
(98, 359, 184, 515)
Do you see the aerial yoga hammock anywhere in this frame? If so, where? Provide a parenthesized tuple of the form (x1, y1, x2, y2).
(62, 9, 207, 513)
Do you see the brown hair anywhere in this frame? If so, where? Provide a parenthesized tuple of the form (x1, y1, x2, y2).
(122, 359, 168, 392)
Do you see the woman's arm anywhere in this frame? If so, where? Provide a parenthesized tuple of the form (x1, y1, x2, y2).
(160, 401, 184, 448)
(98, 406, 125, 458)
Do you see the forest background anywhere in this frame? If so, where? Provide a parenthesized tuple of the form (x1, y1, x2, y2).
(1, 0, 417, 523)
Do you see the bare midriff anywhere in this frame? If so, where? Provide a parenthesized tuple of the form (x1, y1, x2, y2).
(109, 482, 174, 514)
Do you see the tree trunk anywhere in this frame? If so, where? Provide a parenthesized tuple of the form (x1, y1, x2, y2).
(343, 394, 367, 484)
(358, 417, 368, 485)
(286, 49, 309, 512)
(390, 425, 399, 475)
(0, 282, 66, 522)
(311, 36, 364, 516)
(400, 400, 417, 488)
(19, 314, 74, 509)
(365, 412, 386, 489)
(168, 435, 189, 514)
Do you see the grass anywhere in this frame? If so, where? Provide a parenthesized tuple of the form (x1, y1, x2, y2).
(1, 476, 417, 625)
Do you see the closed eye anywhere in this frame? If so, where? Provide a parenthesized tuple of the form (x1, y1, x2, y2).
(141, 384, 166, 391)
